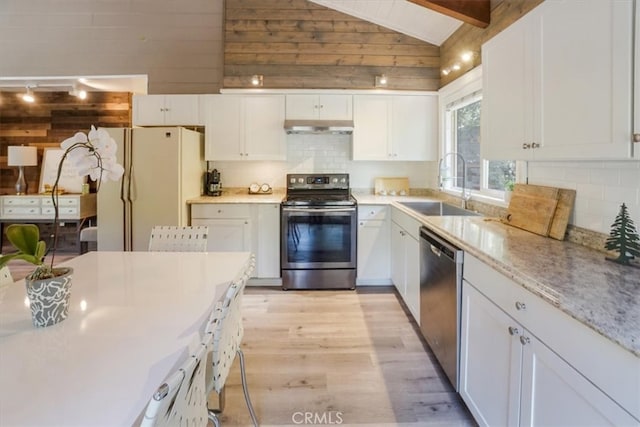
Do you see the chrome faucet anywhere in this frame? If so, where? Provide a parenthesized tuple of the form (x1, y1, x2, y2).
(438, 152, 470, 209)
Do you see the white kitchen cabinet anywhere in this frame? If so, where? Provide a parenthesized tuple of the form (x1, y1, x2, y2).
(190, 204, 251, 252)
(256, 203, 280, 278)
(204, 95, 286, 161)
(133, 95, 202, 126)
(285, 94, 352, 120)
(482, 0, 634, 161)
(390, 207, 421, 323)
(357, 205, 390, 285)
(460, 254, 639, 425)
(353, 95, 437, 161)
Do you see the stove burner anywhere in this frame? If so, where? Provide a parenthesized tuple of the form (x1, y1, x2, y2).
(283, 173, 355, 207)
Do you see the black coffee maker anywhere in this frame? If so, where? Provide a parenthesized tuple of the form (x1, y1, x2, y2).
(204, 167, 222, 196)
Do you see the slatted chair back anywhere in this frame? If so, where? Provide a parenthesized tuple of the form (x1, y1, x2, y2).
(204, 256, 258, 427)
(141, 337, 211, 427)
(0, 266, 13, 288)
(148, 226, 209, 252)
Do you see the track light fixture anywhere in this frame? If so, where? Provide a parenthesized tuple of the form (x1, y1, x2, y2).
(375, 74, 388, 88)
(69, 83, 87, 99)
(250, 75, 263, 87)
(22, 86, 35, 103)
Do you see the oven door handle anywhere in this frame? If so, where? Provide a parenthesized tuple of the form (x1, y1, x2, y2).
(282, 207, 357, 213)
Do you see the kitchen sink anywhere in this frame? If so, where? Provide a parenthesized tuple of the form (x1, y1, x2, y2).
(398, 201, 480, 216)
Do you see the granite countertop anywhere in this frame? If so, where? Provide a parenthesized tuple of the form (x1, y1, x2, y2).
(390, 202, 639, 357)
(188, 188, 285, 204)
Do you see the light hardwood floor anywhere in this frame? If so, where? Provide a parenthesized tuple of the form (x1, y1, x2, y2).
(220, 287, 476, 427)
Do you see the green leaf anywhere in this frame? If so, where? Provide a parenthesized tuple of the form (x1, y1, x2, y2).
(5, 224, 41, 255)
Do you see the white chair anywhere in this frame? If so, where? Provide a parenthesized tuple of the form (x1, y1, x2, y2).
(0, 266, 13, 287)
(205, 256, 258, 427)
(148, 226, 209, 252)
(141, 337, 211, 427)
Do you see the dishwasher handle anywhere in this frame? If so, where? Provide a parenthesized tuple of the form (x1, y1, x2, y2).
(420, 227, 463, 263)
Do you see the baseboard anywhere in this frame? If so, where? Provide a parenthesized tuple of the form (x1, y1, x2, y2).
(248, 277, 283, 286)
(356, 278, 393, 286)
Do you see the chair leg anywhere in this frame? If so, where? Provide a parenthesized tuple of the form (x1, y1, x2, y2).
(237, 349, 259, 427)
(208, 411, 221, 427)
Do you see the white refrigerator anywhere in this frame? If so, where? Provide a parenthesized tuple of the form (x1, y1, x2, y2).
(97, 127, 203, 251)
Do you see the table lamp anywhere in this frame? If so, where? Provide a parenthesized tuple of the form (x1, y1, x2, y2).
(7, 145, 38, 195)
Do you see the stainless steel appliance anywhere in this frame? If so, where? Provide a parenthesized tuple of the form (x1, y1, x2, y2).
(419, 226, 463, 390)
(281, 173, 357, 290)
(97, 127, 203, 251)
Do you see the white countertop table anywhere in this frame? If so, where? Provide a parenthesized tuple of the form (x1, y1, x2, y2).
(0, 251, 252, 426)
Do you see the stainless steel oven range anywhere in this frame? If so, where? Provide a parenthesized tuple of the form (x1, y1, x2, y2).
(281, 173, 357, 290)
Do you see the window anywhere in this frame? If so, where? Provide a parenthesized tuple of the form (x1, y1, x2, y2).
(440, 68, 515, 200)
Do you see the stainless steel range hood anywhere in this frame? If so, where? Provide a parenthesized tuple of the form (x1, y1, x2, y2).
(284, 119, 354, 135)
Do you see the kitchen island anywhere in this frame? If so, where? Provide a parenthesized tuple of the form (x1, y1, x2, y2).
(0, 251, 253, 426)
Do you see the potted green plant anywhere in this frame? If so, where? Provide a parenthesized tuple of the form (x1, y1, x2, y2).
(504, 180, 515, 203)
(0, 126, 123, 327)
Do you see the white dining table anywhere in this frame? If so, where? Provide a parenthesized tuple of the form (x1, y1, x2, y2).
(0, 250, 252, 427)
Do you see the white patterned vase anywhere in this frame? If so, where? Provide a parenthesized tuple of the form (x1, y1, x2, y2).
(25, 267, 73, 327)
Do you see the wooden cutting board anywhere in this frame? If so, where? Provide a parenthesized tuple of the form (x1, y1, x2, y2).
(374, 177, 409, 195)
(548, 188, 576, 240)
(502, 184, 559, 236)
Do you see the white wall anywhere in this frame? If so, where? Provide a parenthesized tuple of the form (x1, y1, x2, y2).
(211, 133, 435, 190)
(527, 161, 640, 234)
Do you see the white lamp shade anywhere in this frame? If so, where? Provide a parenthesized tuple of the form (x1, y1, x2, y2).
(8, 146, 38, 166)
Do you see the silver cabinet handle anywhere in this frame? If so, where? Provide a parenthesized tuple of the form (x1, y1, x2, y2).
(522, 143, 531, 149)
(531, 142, 540, 149)
(508, 326, 519, 336)
(515, 301, 526, 311)
(634, 134, 640, 143)
(520, 336, 530, 345)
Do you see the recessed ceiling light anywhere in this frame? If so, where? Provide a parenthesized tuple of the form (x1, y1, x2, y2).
(22, 86, 35, 103)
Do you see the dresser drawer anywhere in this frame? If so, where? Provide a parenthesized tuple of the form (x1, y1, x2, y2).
(358, 205, 388, 220)
(42, 198, 78, 207)
(3, 197, 40, 206)
(42, 207, 78, 216)
(191, 204, 251, 219)
(2, 207, 41, 216)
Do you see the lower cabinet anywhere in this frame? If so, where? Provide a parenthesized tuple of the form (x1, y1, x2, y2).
(357, 205, 390, 285)
(190, 203, 280, 279)
(390, 207, 420, 324)
(461, 255, 639, 426)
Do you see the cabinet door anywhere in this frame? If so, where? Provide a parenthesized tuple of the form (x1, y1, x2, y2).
(285, 95, 319, 119)
(256, 204, 280, 278)
(390, 221, 406, 295)
(391, 95, 437, 161)
(520, 333, 638, 426)
(481, 10, 534, 161)
(192, 218, 251, 252)
(243, 95, 286, 160)
(534, 0, 633, 160)
(357, 219, 390, 283)
(404, 234, 420, 323)
(163, 95, 200, 126)
(318, 95, 352, 119)
(204, 95, 242, 160)
(460, 281, 522, 427)
(353, 95, 391, 160)
(133, 95, 166, 126)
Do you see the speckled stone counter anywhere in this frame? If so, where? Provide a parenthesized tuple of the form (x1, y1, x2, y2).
(188, 188, 285, 204)
(394, 205, 640, 357)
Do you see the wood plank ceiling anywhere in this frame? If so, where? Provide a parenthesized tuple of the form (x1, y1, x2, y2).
(223, 0, 441, 90)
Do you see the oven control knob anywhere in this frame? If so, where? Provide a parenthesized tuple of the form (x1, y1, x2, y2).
(332, 178, 338, 184)
(340, 178, 347, 183)
(290, 177, 296, 184)
(297, 178, 304, 184)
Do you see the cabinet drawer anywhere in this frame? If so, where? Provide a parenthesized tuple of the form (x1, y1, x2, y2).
(42, 207, 78, 216)
(391, 207, 420, 239)
(42, 198, 78, 207)
(191, 204, 251, 219)
(358, 205, 388, 220)
(3, 197, 40, 206)
(3, 207, 40, 216)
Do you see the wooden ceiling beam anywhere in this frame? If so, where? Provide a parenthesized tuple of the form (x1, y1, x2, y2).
(408, 0, 491, 28)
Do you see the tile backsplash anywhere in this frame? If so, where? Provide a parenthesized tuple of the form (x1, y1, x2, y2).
(527, 160, 640, 234)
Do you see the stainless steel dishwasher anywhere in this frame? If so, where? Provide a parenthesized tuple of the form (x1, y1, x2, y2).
(419, 226, 463, 391)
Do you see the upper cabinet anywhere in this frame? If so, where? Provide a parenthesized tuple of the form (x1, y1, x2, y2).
(285, 94, 352, 120)
(133, 95, 203, 126)
(482, 0, 634, 161)
(352, 94, 438, 161)
(203, 95, 286, 161)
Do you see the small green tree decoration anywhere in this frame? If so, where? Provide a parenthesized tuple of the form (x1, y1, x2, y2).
(605, 203, 640, 265)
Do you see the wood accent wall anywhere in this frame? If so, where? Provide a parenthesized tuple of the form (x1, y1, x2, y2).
(224, 0, 441, 90)
(439, 0, 544, 87)
(0, 92, 131, 195)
